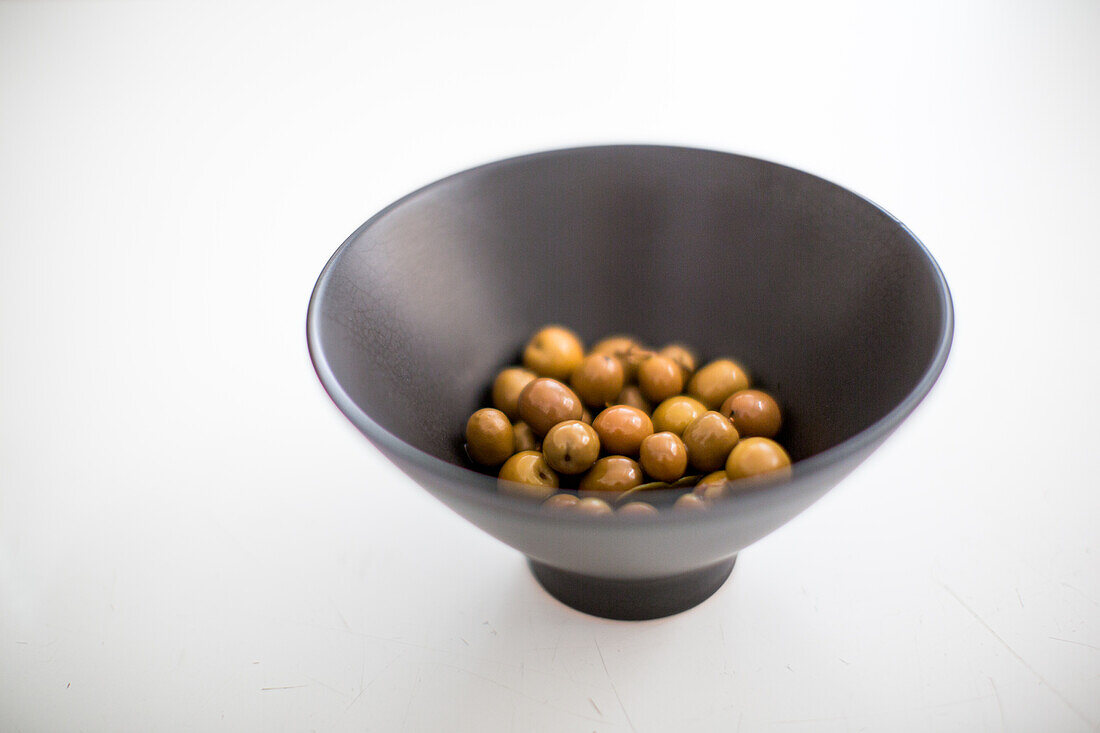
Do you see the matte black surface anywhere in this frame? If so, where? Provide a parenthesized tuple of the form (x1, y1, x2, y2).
(529, 557, 737, 620)
(307, 145, 953, 618)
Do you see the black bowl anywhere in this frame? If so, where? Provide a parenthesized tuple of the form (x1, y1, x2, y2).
(307, 145, 953, 620)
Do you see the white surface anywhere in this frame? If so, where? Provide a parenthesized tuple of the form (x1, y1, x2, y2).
(2, 1, 1099, 730)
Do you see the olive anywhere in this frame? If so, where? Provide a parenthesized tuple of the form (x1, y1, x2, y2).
(512, 421, 540, 453)
(464, 408, 514, 466)
(574, 497, 614, 517)
(682, 411, 740, 472)
(673, 493, 709, 513)
(522, 325, 584, 380)
(725, 437, 792, 480)
(542, 420, 601, 474)
(491, 367, 537, 420)
(720, 389, 782, 439)
(542, 493, 579, 514)
(614, 385, 652, 414)
(651, 395, 706, 436)
(658, 344, 697, 379)
(517, 378, 584, 435)
(592, 405, 654, 457)
(591, 335, 646, 381)
(637, 355, 685, 403)
(498, 451, 559, 501)
(580, 409, 593, 425)
(639, 431, 688, 483)
(692, 470, 730, 497)
(617, 501, 659, 519)
(570, 353, 625, 408)
(687, 359, 750, 409)
(578, 456, 644, 495)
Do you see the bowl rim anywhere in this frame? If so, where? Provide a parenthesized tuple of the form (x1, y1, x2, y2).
(306, 143, 954, 523)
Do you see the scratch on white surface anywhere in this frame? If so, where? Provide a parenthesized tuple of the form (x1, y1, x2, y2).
(1048, 636, 1100, 652)
(737, 712, 744, 732)
(595, 639, 636, 732)
(305, 675, 349, 699)
(838, 658, 850, 665)
(1016, 588, 1024, 608)
(772, 715, 850, 725)
(331, 598, 353, 633)
(939, 582, 1097, 729)
(261, 684, 308, 691)
(433, 662, 606, 725)
(399, 668, 422, 731)
(1061, 582, 1100, 607)
(589, 698, 602, 716)
(989, 676, 1005, 732)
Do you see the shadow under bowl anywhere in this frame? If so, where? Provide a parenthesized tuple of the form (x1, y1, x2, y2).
(307, 145, 953, 620)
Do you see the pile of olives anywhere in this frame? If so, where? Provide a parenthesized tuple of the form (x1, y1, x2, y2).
(464, 326, 792, 518)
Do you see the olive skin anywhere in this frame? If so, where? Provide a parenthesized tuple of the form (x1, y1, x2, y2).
(617, 501, 659, 519)
(592, 405, 654, 457)
(542, 493, 579, 514)
(673, 493, 709, 513)
(639, 431, 689, 483)
(578, 456, 644, 495)
(725, 437, 792, 480)
(591, 335, 646, 382)
(517, 378, 584, 435)
(651, 395, 707, 436)
(523, 325, 585, 380)
(512, 421, 540, 453)
(570, 353, 625, 408)
(491, 367, 537, 420)
(498, 451, 559, 501)
(637, 355, 685, 403)
(574, 497, 614, 517)
(614, 385, 652, 414)
(682, 411, 740, 472)
(542, 420, 601, 474)
(692, 470, 730, 497)
(465, 408, 515, 466)
(720, 389, 782, 439)
(658, 344, 697, 378)
(687, 359, 750, 409)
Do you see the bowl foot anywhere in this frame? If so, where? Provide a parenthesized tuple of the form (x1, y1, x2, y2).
(527, 556, 736, 620)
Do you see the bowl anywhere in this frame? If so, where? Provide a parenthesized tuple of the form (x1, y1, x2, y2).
(306, 145, 953, 620)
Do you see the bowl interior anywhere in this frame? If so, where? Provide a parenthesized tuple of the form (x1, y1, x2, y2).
(313, 146, 948, 473)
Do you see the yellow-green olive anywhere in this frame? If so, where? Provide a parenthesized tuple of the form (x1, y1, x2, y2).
(673, 493, 709, 513)
(574, 497, 614, 517)
(617, 501, 659, 519)
(512, 421, 540, 453)
(522, 325, 584, 380)
(725, 437, 792, 480)
(614, 385, 652, 414)
(465, 408, 514, 466)
(720, 389, 782, 439)
(682, 411, 740, 472)
(578, 456, 644, 495)
(639, 431, 689, 483)
(651, 395, 707, 436)
(637, 355, 685, 403)
(542, 420, 601, 474)
(658, 344, 697, 379)
(498, 451, 559, 501)
(570, 353, 625, 408)
(491, 367, 537, 420)
(542, 493, 579, 514)
(687, 359, 750, 409)
(592, 405, 654, 457)
(591, 335, 646, 382)
(517, 378, 584, 435)
(692, 470, 730, 497)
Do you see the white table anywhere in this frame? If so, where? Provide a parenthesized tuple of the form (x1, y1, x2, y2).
(2, 1, 1098, 730)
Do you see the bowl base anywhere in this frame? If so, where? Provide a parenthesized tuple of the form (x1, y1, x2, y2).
(527, 556, 736, 620)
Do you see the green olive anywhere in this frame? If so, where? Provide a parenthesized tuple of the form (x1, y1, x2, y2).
(465, 408, 514, 466)
(725, 437, 792, 480)
(682, 411, 740, 472)
(574, 497, 614, 517)
(692, 470, 730, 497)
(673, 493, 709, 514)
(522, 325, 585, 380)
(651, 395, 707, 436)
(687, 359, 750, 409)
(517, 378, 584, 435)
(512, 421, 540, 452)
(591, 335, 646, 382)
(720, 389, 782, 439)
(578, 456, 644, 496)
(542, 493, 579, 514)
(658, 344, 697, 379)
(614, 385, 652, 414)
(592, 405, 654, 457)
(542, 420, 601, 474)
(617, 501, 659, 519)
(498, 451, 559, 501)
(491, 367, 537, 420)
(639, 431, 688, 483)
(637, 355, 685, 403)
(570, 353, 625, 408)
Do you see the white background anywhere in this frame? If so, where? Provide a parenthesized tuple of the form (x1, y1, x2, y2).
(2, 1, 1099, 731)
